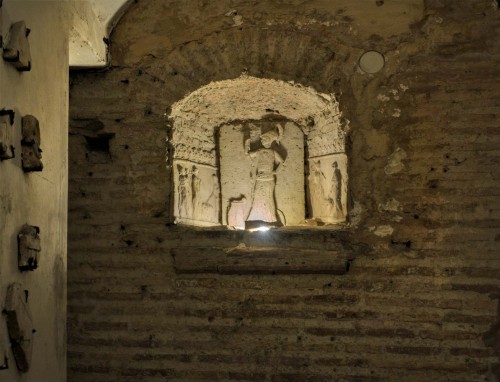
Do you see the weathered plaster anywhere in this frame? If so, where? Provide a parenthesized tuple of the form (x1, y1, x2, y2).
(0, 2, 68, 381)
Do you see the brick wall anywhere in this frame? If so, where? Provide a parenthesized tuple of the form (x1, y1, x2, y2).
(68, 1, 500, 381)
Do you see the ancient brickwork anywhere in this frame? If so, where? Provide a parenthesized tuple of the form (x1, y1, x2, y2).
(68, 0, 500, 381)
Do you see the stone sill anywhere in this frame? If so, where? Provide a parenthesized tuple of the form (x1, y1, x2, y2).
(170, 227, 368, 275)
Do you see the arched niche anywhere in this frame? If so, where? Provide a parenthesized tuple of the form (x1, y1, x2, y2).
(168, 76, 349, 229)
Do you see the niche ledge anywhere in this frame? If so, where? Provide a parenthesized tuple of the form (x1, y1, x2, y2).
(170, 228, 368, 275)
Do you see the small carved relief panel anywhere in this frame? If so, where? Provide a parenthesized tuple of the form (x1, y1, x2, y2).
(307, 153, 348, 223)
(4, 283, 34, 373)
(18, 225, 40, 271)
(220, 120, 305, 229)
(173, 162, 220, 226)
(0, 109, 15, 160)
(21, 115, 43, 172)
(2, 20, 31, 71)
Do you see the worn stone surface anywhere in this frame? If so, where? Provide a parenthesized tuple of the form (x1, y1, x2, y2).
(220, 120, 305, 227)
(68, 0, 500, 381)
(0, 109, 15, 160)
(171, 246, 352, 275)
(17, 224, 41, 271)
(21, 114, 43, 172)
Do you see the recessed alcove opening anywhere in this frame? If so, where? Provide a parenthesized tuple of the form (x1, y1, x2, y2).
(168, 76, 350, 231)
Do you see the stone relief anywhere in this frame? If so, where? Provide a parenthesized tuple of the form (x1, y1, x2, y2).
(0, 109, 15, 160)
(2, 20, 31, 71)
(4, 283, 34, 373)
(21, 115, 43, 172)
(244, 123, 285, 229)
(168, 76, 349, 229)
(171, 118, 348, 228)
(307, 118, 348, 158)
(18, 225, 41, 271)
(219, 120, 305, 229)
(173, 162, 219, 226)
(307, 153, 348, 223)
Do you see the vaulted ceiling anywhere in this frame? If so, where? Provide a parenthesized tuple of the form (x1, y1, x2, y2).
(69, 0, 132, 67)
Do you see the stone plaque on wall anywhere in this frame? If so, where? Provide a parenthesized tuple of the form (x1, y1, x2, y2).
(0, 109, 15, 160)
(21, 115, 43, 172)
(18, 225, 41, 271)
(2, 20, 31, 71)
(219, 120, 305, 229)
(4, 283, 34, 372)
(173, 161, 220, 226)
(307, 153, 348, 223)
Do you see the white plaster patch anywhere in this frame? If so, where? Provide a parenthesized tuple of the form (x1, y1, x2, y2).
(369, 225, 394, 237)
(377, 94, 390, 102)
(399, 84, 409, 92)
(378, 198, 401, 212)
(233, 15, 243, 27)
(384, 148, 407, 175)
(295, 19, 332, 28)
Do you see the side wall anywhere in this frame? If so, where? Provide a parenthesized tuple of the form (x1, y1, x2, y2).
(68, 1, 500, 381)
(0, 2, 68, 381)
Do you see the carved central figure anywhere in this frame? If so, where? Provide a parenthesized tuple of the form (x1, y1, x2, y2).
(245, 124, 285, 229)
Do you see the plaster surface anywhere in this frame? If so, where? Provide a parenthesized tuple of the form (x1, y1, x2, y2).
(69, 0, 132, 67)
(0, 2, 68, 381)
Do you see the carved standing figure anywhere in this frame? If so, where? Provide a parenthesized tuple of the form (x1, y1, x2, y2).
(308, 159, 327, 216)
(245, 124, 285, 228)
(203, 172, 220, 222)
(177, 165, 189, 218)
(328, 161, 343, 217)
(191, 166, 201, 219)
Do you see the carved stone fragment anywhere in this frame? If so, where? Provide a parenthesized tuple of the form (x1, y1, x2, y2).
(18, 225, 40, 271)
(173, 162, 220, 226)
(220, 120, 305, 229)
(4, 283, 34, 373)
(0, 109, 15, 160)
(307, 153, 348, 223)
(2, 21, 31, 71)
(21, 115, 43, 172)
